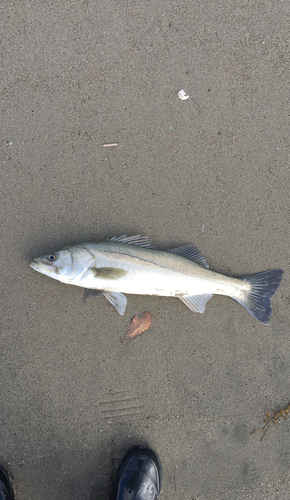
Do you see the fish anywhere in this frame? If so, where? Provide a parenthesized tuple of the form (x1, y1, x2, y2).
(30, 235, 283, 324)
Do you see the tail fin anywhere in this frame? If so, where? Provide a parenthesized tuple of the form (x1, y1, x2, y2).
(233, 269, 283, 324)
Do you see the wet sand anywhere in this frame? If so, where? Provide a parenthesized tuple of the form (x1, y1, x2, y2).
(1, 1, 290, 498)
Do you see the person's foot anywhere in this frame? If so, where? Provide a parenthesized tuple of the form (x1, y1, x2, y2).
(0, 467, 14, 500)
(111, 445, 162, 500)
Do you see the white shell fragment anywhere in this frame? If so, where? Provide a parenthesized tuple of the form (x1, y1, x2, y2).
(178, 89, 189, 100)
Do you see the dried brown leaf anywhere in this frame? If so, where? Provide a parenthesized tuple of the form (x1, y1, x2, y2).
(122, 312, 152, 342)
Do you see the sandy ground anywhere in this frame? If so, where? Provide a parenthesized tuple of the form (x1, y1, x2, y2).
(1, 1, 290, 499)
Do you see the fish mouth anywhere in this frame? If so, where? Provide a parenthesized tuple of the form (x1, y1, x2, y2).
(29, 259, 50, 276)
(30, 260, 40, 271)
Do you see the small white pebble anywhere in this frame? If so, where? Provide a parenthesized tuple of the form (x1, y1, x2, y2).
(178, 89, 189, 100)
(202, 224, 204, 233)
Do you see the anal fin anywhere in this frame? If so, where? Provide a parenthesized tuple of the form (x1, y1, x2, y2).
(179, 294, 213, 313)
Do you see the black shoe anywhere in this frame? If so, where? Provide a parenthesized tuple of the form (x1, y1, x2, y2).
(111, 445, 162, 500)
(0, 467, 14, 500)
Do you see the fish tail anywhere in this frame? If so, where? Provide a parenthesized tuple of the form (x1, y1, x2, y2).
(232, 269, 283, 324)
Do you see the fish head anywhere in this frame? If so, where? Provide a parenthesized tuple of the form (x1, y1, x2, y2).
(29, 245, 95, 284)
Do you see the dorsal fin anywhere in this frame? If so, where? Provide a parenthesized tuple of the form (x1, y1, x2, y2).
(168, 244, 209, 268)
(108, 235, 156, 249)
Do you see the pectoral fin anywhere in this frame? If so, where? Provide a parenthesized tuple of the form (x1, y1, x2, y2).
(91, 267, 127, 280)
(103, 291, 127, 315)
(180, 294, 213, 313)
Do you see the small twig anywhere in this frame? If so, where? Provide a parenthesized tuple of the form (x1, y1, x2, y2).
(103, 143, 118, 147)
(251, 404, 290, 441)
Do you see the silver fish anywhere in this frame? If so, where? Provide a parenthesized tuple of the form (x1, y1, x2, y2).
(30, 235, 283, 324)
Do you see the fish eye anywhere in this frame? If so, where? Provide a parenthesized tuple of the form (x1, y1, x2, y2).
(48, 254, 56, 262)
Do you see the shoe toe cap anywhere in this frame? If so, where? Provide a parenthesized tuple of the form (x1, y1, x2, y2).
(111, 447, 162, 500)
